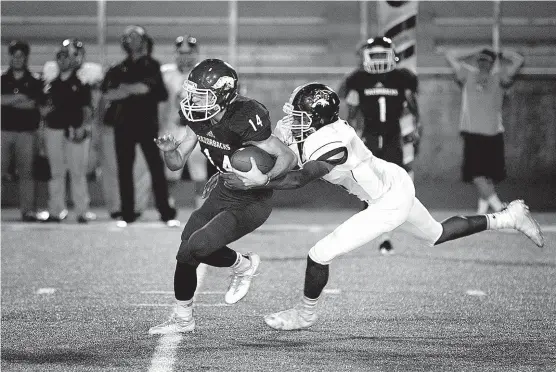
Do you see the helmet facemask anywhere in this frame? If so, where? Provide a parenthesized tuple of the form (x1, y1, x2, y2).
(278, 102, 315, 145)
(180, 80, 221, 122)
(362, 46, 397, 74)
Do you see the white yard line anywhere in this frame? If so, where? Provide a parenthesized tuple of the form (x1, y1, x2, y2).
(147, 264, 207, 372)
(3, 221, 556, 233)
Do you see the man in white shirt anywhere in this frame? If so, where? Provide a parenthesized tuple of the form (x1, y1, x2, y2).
(445, 47, 524, 213)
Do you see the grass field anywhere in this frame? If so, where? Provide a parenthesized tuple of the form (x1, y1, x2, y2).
(1, 207, 555, 372)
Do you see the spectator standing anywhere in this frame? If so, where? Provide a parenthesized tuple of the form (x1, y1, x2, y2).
(101, 26, 177, 226)
(159, 35, 207, 208)
(445, 47, 524, 213)
(1, 40, 44, 221)
(41, 40, 95, 223)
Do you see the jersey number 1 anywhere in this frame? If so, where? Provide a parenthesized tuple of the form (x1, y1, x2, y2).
(203, 148, 232, 172)
(378, 96, 386, 122)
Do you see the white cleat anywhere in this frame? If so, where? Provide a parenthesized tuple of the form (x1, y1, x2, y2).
(264, 306, 318, 331)
(225, 253, 260, 305)
(506, 200, 544, 247)
(148, 313, 195, 335)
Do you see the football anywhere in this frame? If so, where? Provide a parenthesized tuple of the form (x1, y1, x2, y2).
(230, 146, 276, 173)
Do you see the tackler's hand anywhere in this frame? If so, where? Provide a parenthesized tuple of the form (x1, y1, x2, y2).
(154, 133, 183, 152)
(222, 172, 250, 190)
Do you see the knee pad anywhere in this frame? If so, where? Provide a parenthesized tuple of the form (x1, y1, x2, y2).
(176, 240, 199, 266)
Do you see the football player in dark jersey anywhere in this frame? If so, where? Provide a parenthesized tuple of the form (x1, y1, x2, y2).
(224, 82, 543, 331)
(149, 59, 297, 334)
(338, 36, 420, 255)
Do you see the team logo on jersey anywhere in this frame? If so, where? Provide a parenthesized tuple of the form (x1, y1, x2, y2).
(212, 76, 235, 91)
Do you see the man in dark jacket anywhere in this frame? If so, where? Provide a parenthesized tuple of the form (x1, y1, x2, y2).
(101, 26, 177, 226)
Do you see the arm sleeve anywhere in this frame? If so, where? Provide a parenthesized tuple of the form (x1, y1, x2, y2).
(235, 101, 272, 143)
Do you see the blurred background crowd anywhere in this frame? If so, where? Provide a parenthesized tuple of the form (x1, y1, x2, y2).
(2, 1, 555, 223)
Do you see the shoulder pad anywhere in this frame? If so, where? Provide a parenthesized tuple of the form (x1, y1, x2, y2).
(42, 61, 59, 83)
(304, 131, 347, 163)
(77, 62, 104, 85)
(161, 63, 178, 73)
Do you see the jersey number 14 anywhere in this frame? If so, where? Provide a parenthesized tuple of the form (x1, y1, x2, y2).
(203, 148, 232, 172)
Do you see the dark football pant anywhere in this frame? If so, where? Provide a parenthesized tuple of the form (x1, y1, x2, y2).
(176, 182, 273, 266)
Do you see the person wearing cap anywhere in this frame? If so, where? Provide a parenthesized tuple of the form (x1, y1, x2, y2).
(40, 40, 96, 223)
(159, 35, 207, 208)
(1, 40, 44, 221)
(101, 25, 177, 226)
(445, 46, 524, 214)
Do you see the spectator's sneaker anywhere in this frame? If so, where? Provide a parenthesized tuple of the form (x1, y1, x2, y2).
(379, 240, 393, 255)
(225, 253, 260, 304)
(264, 305, 318, 330)
(21, 212, 39, 222)
(148, 312, 195, 335)
(77, 211, 97, 224)
(36, 210, 50, 222)
(166, 219, 181, 228)
(505, 200, 544, 247)
(43, 209, 68, 223)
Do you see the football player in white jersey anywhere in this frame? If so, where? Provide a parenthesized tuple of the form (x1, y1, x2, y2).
(159, 35, 207, 208)
(222, 82, 544, 331)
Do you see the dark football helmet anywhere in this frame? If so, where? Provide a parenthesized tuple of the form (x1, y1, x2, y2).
(358, 36, 398, 74)
(180, 59, 239, 122)
(59, 38, 85, 69)
(278, 82, 340, 144)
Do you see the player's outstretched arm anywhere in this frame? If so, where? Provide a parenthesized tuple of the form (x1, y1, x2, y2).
(155, 126, 198, 171)
(267, 160, 334, 190)
(224, 159, 334, 191)
(249, 134, 297, 181)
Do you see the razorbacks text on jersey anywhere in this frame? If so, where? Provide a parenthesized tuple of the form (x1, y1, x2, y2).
(340, 68, 417, 139)
(180, 95, 272, 173)
(288, 119, 407, 201)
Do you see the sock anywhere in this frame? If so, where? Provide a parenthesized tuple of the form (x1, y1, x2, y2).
(477, 198, 489, 214)
(300, 295, 319, 315)
(231, 253, 251, 273)
(487, 194, 504, 212)
(435, 215, 487, 245)
(486, 210, 514, 230)
(303, 256, 329, 299)
(201, 246, 238, 267)
(176, 299, 193, 319)
(174, 262, 198, 301)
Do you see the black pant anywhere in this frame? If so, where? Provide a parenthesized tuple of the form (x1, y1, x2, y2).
(114, 124, 175, 222)
(176, 179, 272, 265)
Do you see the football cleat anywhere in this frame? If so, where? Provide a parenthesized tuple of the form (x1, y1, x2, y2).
(506, 200, 544, 247)
(264, 305, 318, 331)
(379, 240, 394, 255)
(224, 252, 260, 305)
(148, 312, 195, 335)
